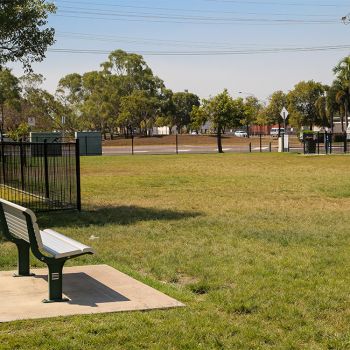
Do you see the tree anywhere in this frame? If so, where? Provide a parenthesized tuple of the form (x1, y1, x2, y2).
(0, 69, 21, 133)
(172, 92, 200, 133)
(333, 56, 350, 128)
(0, 0, 56, 70)
(265, 91, 287, 136)
(325, 84, 341, 132)
(190, 105, 207, 133)
(241, 96, 263, 137)
(20, 73, 58, 131)
(201, 89, 237, 153)
(315, 95, 329, 129)
(287, 81, 325, 129)
(119, 90, 159, 136)
(101, 49, 164, 96)
(56, 73, 85, 132)
(81, 71, 122, 137)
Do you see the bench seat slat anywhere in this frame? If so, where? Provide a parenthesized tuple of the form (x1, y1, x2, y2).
(40, 229, 94, 259)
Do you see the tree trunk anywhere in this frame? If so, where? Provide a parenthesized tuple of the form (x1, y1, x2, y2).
(278, 122, 281, 137)
(341, 114, 344, 132)
(217, 125, 223, 153)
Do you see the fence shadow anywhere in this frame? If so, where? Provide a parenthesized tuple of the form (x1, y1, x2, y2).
(37, 205, 202, 228)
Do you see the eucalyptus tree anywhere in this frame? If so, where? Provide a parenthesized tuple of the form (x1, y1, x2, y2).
(200, 89, 239, 153)
(56, 73, 84, 131)
(155, 88, 176, 133)
(118, 90, 160, 136)
(101, 49, 164, 97)
(80, 71, 122, 137)
(265, 91, 287, 135)
(241, 96, 263, 137)
(0, 69, 21, 133)
(287, 81, 325, 129)
(0, 0, 56, 70)
(172, 91, 200, 133)
(20, 73, 60, 131)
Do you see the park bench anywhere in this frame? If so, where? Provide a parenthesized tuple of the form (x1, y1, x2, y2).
(0, 198, 94, 303)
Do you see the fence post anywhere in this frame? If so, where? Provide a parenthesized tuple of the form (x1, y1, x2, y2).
(330, 133, 333, 154)
(344, 132, 347, 154)
(1, 141, 6, 184)
(75, 139, 81, 211)
(249, 142, 252, 153)
(176, 134, 178, 155)
(131, 135, 134, 155)
(19, 141, 25, 192)
(269, 142, 272, 153)
(43, 140, 50, 199)
(259, 134, 262, 152)
(317, 132, 320, 155)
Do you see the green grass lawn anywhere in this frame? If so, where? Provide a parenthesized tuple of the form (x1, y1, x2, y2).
(1, 153, 350, 349)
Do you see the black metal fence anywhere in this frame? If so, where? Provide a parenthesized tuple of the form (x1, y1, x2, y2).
(302, 132, 349, 155)
(102, 133, 350, 156)
(0, 141, 81, 212)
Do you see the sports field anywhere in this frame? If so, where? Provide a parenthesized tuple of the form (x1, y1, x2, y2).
(1, 153, 350, 349)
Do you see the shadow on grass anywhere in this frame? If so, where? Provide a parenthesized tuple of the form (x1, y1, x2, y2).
(38, 205, 202, 228)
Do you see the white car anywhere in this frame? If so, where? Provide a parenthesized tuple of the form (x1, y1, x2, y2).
(234, 130, 248, 138)
(270, 128, 285, 138)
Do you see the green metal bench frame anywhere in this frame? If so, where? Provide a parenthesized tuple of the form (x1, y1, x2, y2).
(0, 202, 94, 303)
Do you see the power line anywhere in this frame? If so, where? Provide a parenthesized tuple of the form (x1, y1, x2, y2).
(55, 31, 349, 50)
(53, 0, 339, 18)
(48, 44, 350, 56)
(57, 5, 339, 22)
(55, 11, 338, 25)
(203, 0, 349, 7)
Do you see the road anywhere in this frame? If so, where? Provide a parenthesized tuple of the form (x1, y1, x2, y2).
(102, 144, 281, 155)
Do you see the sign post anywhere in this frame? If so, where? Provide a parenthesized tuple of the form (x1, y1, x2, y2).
(61, 116, 66, 141)
(280, 107, 289, 152)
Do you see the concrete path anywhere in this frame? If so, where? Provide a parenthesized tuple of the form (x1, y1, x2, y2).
(0, 265, 184, 322)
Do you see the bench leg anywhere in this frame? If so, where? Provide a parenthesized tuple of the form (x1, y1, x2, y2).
(43, 260, 69, 303)
(13, 243, 35, 277)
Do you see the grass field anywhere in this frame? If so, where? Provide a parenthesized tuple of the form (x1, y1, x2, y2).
(1, 153, 350, 349)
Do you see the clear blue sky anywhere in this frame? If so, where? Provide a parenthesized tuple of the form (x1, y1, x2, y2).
(10, 0, 350, 101)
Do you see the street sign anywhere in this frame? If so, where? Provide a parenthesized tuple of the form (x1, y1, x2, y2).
(280, 107, 289, 120)
(28, 117, 36, 127)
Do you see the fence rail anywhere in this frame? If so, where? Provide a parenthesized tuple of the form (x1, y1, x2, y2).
(0, 141, 81, 212)
(102, 133, 349, 156)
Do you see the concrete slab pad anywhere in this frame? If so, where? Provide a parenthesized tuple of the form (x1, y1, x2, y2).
(0, 265, 184, 323)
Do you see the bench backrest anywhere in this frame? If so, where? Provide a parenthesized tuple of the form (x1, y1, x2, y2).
(0, 199, 43, 249)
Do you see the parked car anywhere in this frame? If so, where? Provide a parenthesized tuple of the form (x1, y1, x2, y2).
(234, 130, 248, 138)
(270, 128, 285, 138)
